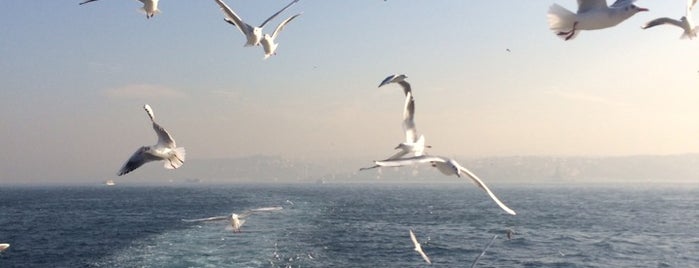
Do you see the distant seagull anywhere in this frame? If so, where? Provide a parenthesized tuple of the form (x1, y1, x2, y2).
(506, 229, 515, 240)
(642, 16, 698, 39)
(547, 0, 648, 41)
(641, 1, 697, 40)
(79, 0, 160, 19)
(471, 235, 498, 268)
(360, 75, 430, 171)
(182, 206, 283, 232)
(117, 104, 185, 176)
(375, 156, 516, 215)
(0, 243, 9, 252)
(213, 0, 299, 47)
(260, 13, 302, 59)
(506, 48, 511, 52)
(409, 229, 431, 264)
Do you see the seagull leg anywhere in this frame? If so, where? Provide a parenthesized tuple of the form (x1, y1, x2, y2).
(556, 21, 578, 41)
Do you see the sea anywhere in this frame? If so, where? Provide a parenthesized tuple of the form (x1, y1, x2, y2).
(0, 183, 698, 268)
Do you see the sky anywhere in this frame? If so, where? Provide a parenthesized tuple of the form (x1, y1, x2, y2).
(1, 1, 699, 183)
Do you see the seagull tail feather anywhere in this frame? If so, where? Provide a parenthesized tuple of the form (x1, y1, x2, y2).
(548, 4, 578, 39)
(164, 147, 186, 169)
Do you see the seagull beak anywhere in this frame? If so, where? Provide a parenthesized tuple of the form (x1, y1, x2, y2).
(638, 7, 649, 12)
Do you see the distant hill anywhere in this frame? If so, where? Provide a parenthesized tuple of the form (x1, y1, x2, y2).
(122, 154, 699, 185)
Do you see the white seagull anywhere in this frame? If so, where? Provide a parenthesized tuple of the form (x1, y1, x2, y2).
(117, 104, 185, 176)
(547, 0, 648, 41)
(409, 229, 431, 265)
(182, 206, 283, 232)
(360, 75, 430, 171)
(260, 13, 302, 59)
(375, 156, 516, 215)
(214, 0, 300, 47)
(79, 0, 160, 19)
(0, 243, 9, 252)
(641, 1, 698, 39)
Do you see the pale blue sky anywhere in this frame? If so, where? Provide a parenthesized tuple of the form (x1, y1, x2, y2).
(1, 1, 698, 182)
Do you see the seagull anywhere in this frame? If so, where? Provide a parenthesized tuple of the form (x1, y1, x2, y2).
(641, 1, 698, 39)
(409, 229, 431, 265)
(506, 228, 515, 240)
(213, 0, 300, 47)
(0, 243, 9, 252)
(360, 75, 430, 171)
(182, 206, 283, 232)
(642, 16, 698, 39)
(260, 13, 302, 59)
(79, 0, 160, 19)
(471, 235, 498, 268)
(117, 104, 185, 176)
(547, 0, 648, 41)
(375, 156, 516, 215)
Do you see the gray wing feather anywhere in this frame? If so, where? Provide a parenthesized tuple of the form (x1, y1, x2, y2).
(577, 0, 607, 13)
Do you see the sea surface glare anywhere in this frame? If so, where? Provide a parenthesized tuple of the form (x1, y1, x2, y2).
(0, 184, 697, 267)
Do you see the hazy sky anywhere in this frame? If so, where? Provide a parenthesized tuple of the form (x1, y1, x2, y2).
(1, 1, 699, 182)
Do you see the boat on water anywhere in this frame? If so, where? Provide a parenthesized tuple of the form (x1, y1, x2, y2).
(105, 179, 116, 186)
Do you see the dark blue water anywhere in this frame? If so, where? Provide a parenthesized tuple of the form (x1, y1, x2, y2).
(0, 184, 698, 267)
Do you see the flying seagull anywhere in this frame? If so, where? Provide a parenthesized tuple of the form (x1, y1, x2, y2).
(182, 206, 283, 232)
(360, 75, 430, 171)
(641, 1, 697, 39)
(547, 0, 648, 41)
(213, 0, 299, 47)
(260, 13, 302, 59)
(117, 104, 185, 176)
(375, 156, 516, 215)
(409, 229, 431, 264)
(79, 0, 160, 19)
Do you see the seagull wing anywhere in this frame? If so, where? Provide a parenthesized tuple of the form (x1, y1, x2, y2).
(270, 13, 301, 40)
(377, 75, 411, 95)
(181, 215, 230, 222)
(152, 122, 176, 149)
(213, 0, 251, 35)
(117, 147, 160, 176)
(453, 162, 517, 215)
(577, 0, 607, 13)
(642, 17, 683, 29)
(378, 75, 397, 88)
(259, 0, 300, 28)
(402, 91, 418, 144)
(690, 0, 698, 10)
(409, 230, 431, 264)
(609, 0, 636, 8)
(78, 0, 100, 5)
(374, 155, 445, 167)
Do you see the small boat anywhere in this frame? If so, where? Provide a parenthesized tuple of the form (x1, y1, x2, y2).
(0, 243, 9, 252)
(105, 179, 116, 186)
